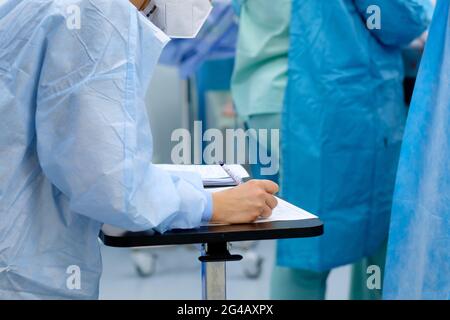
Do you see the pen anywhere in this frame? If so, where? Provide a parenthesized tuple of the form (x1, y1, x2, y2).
(219, 161, 243, 185)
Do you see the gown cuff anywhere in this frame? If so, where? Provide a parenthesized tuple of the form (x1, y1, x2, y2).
(202, 190, 213, 222)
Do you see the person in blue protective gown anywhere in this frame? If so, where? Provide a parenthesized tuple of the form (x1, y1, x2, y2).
(383, 0, 450, 300)
(272, 0, 430, 299)
(0, 0, 278, 299)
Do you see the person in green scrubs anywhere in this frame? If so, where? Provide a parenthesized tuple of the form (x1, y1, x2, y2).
(271, 242, 388, 300)
(232, 0, 390, 300)
(231, 0, 290, 182)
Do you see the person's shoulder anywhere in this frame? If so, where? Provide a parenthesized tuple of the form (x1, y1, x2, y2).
(47, 0, 131, 21)
(36, 0, 134, 100)
(47, 0, 128, 9)
(43, 0, 132, 42)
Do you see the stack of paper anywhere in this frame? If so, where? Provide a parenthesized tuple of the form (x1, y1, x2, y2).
(155, 164, 250, 187)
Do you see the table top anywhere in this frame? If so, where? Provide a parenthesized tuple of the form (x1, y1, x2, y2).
(100, 218, 324, 248)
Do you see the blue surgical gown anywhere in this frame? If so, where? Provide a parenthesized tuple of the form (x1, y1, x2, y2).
(384, 0, 450, 300)
(278, 0, 430, 271)
(0, 0, 211, 299)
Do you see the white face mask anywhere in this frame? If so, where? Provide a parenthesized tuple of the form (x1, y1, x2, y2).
(141, 0, 213, 39)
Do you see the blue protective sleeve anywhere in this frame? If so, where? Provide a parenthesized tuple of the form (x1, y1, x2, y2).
(383, 0, 450, 299)
(353, 0, 430, 47)
(35, 2, 209, 233)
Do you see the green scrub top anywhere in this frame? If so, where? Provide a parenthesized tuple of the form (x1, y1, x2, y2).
(231, 0, 291, 121)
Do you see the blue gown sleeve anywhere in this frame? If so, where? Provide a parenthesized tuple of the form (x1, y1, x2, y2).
(383, 0, 450, 299)
(35, 0, 211, 232)
(353, 0, 430, 47)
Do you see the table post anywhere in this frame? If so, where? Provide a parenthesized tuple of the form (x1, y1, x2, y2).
(199, 242, 242, 300)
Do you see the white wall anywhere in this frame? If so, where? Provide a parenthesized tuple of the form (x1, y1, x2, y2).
(145, 65, 188, 164)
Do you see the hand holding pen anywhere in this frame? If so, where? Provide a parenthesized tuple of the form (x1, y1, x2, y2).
(210, 163, 279, 224)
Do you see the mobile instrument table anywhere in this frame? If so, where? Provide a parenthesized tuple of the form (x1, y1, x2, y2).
(100, 219, 323, 300)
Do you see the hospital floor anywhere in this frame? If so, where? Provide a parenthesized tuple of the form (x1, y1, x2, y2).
(99, 240, 351, 300)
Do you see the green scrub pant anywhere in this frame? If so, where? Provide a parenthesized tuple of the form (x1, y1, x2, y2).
(271, 240, 388, 300)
